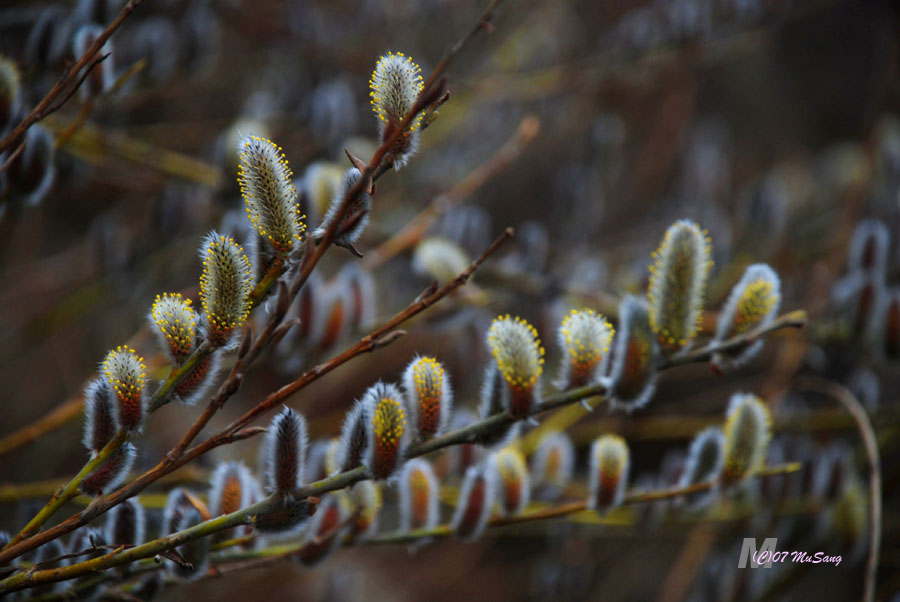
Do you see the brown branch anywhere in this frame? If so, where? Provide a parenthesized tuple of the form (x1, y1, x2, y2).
(0, 228, 513, 568)
(294, 0, 503, 297)
(0, 142, 26, 174)
(0, 0, 145, 154)
(0, 1, 504, 456)
(227, 227, 513, 435)
(0, 396, 85, 458)
(54, 58, 146, 150)
(0, 0, 504, 578)
(41, 53, 109, 117)
(164, 1, 511, 465)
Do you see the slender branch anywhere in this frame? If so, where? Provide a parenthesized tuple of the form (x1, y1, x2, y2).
(795, 378, 881, 602)
(0, 0, 145, 154)
(658, 309, 808, 369)
(0, 227, 512, 568)
(0, 461, 800, 594)
(54, 58, 147, 150)
(0, 13, 511, 456)
(366, 463, 801, 545)
(0, 397, 85, 457)
(2, 431, 127, 550)
(44, 53, 109, 114)
(0, 297, 801, 566)
(1, 261, 287, 555)
(0, 142, 25, 174)
(0, 297, 801, 565)
(226, 227, 514, 435)
(291, 0, 503, 299)
(516, 310, 808, 453)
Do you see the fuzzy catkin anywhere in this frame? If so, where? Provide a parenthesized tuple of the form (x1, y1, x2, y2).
(647, 220, 711, 353)
(237, 135, 305, 255)
(487, 315, 545, 418)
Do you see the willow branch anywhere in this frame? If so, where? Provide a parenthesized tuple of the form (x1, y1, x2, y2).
(226, 227, 513, 435)
(365, 464, 802, 545)
(0, 16, 468, 456)
(0, 0, 145, 154)
(658, 309, 808, 369)
(0, 260, 287, 555)
(0, 460, 799, 594)
(0, 227, 512, 568)
(795, 378, 881, 602)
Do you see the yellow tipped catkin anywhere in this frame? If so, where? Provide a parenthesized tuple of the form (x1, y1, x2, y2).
(364, 382, 407, 479)
(149, 293, 197, 362)
(647, 220, 711, 353)
(102, 345, 146, 430)
(198, 231, 254, 347)
(369, 51, 424, 168)
(721, 393, 772, 483)
(712, 264, 781, 369)
(487, 315, 545, 418)
(237, 135, 305, 255)
(556, 308, 614, 388)
(403, 356, 453, 438)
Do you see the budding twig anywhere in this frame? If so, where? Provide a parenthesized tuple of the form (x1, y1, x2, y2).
(365, 463, 802, 545)
(0, 228, 514, 572)
(0, 259, 287, 558)
(0, 304, 802, 592)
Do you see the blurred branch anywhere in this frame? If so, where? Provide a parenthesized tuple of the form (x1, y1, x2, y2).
(0, 0, 145, 154)
(366, 463, 801, 546)
(796, 378, 881, 602)
(54, 59, 148, 150)
(363, 114, 540, 270)
(46, 119, 224, 189)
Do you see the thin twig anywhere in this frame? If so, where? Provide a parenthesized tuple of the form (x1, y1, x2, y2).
(363, 114, 540, 270)
(227, 227, 514, 435)
(0, 142, 26, 174)
(0, 228, 513, 570)
(0, 0, 145, 154)
(0, 0, 501, 455)
(1, 260, 287, 554)
(795, 378, 881, 602)
(365, 463, 801, 545)
(0, 462, 800, 594)
(517, 310, 808, 453)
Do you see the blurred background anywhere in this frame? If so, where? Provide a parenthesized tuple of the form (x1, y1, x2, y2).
(1, 0, 899, 600)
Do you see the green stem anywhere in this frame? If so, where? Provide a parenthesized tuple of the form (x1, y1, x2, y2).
(2, 261, 288, 554)
(2, 431, 128, 550)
